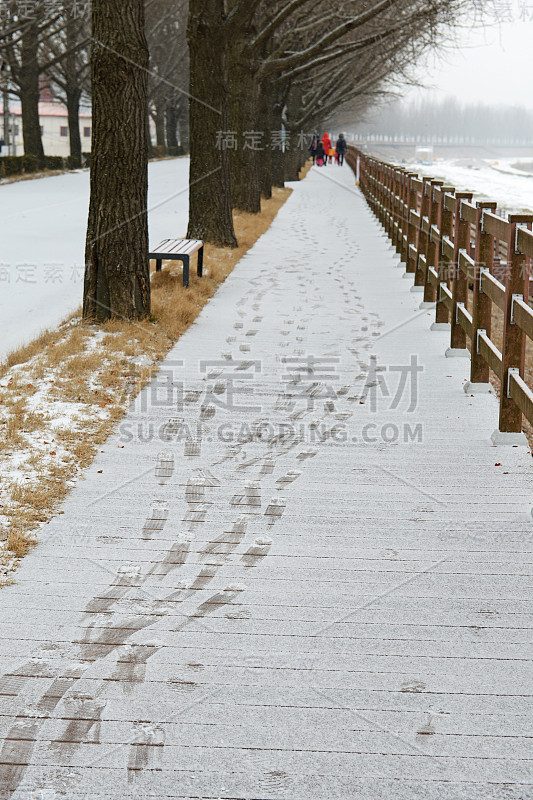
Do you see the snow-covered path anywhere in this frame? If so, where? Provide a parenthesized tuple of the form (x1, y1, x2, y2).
(1, 165, 533, 799)
(0, 158, 190, 361)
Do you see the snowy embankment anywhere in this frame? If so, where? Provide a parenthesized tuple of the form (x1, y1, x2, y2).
(402, 156, 533, 214)
(0, 157, 190, 362)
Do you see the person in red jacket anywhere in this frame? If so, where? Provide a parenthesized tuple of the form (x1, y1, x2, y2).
(321, 132, 332, 166)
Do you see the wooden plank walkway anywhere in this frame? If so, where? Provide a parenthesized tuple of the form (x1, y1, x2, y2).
(1, 166, 532, 799)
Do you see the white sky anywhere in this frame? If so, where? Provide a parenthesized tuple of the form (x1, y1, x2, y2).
(403, 2, 533, 108)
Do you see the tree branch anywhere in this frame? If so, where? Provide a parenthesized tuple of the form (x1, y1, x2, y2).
(250, 0, 314, 52)
(259, 0, 398, 78)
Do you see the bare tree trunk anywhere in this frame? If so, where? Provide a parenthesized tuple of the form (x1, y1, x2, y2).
(66, 84, 82, 168)
(271, 99, 285, 188)
(65, 12, 82, 168)
(272, 145, 285, 187)
(147, 110, 154, 158)
(186, 0, 237, 247)
(178, 98, 189, 153)
(19, 20, 45, 166)
(298, 141, 307, 171)
(284, 133, 303, 182)
(258, 78, 275, 199)
(83, 0, 150, 322)
(153, 100, 166, 150)
(260, 151, 273, 199)
(284, 86, 305, 182)
(166, 98, 179, 153)
(229, 44, 261, 213)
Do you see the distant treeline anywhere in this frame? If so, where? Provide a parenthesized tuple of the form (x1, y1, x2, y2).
(351, 97, 533, 143)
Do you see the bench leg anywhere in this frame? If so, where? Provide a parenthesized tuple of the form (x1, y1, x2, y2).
(182, 255, 190, 288)
(197, 246, 204, 278)
(155, 259, 162, 272)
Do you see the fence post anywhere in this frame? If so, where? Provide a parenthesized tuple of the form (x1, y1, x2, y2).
(388, 166, 396, 239)
(426, 184, 453, 314)
(392, 169, 401, 251)
(371, 159, 377, 213)
(495, 214, 533, 442)
(370, 160, 377, 215)
(361, 154, 368, 196)
(466, 201, 497, 392)
(362, 155, 370, 206)
(413, 178, 433, 290)
(363, 155, 371, 206)
(378, 163, 386, 226)
(369, 158, 376, 211)
(421, 180, 443, 304)
(397, 168, 406, 254)
(447, 192, 473, 356)
(374, 162, 381, 222)
(379, 164, 386, 229)
(391, 168, 401, 249)
(433, 188, 456, 328)
(405, 175, 419, 274)
(400, 173, 416, 265)
(367, 157, 375, 207)
(397, 170, 409, 257)
(385, 166, 393, 237)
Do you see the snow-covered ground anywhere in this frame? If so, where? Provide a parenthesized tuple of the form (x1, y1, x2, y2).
(405, 156, 533, 213)
(2, 164, 533, 797)
(4, 153, 533, 364)
(0, 158, 190, 362)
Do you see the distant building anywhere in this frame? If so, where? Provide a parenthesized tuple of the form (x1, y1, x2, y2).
(0, 100, 92, 157)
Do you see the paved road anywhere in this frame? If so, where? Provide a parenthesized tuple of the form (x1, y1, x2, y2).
(1, 165, 533, 799)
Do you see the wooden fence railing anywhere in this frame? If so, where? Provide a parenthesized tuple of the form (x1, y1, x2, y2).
(346, 146, 533, 442)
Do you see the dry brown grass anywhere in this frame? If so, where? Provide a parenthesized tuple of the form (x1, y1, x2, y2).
(2, 325, 74, 375)
(300, 159, 313, 180)
(5, 528, 36, 558)
(0, 186, 293, 579)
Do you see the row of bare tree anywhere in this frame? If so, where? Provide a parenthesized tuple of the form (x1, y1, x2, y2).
(2, 0, 487, 320)
(0, 0, 189, 166)
(0, 1, 89, 166)
(352, 96, 533, 144)
(185, 0, 487, 247)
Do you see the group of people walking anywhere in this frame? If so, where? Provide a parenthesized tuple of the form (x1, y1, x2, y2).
(309, 131, 347, 166)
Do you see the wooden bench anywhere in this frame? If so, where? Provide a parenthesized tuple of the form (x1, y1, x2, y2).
(149, 238, 204, 288)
